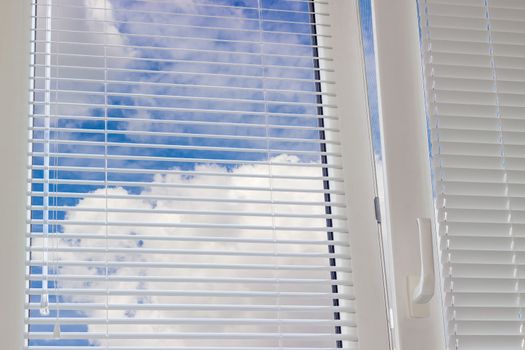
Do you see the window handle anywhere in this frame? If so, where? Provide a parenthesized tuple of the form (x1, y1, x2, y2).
(407, 217, 435, 318)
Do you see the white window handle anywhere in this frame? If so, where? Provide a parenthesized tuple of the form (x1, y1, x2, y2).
(407, 217, 435, 318)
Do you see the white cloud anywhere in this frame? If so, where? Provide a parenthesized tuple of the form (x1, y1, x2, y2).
(34, 154, 353, 347)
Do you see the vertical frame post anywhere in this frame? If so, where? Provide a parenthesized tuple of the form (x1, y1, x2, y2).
(317, 1, 392, 349)
(0, 0, 32, 348)
(371, 0, 446, 348)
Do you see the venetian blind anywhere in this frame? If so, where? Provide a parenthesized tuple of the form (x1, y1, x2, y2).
(26, 0, 356, 349)
(419, 0, 525, 349)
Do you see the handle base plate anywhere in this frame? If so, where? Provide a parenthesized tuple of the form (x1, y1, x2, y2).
(407, 276, 430, 318)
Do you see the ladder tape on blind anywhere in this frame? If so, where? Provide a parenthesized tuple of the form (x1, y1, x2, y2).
(27, 0, 355, 349)
(418, 0, 525, 348)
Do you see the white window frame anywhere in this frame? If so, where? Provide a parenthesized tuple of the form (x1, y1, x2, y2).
(323, 1, 392, 349)
(0, 0, 32, 349)
(371, 0, 447, 349)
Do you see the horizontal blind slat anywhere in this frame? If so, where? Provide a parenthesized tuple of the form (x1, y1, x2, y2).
(27, 219, 349, 233)
(28, 114, 340, 132)
(26, 234, 350, 248)
(25, 288, 355, 299)
(24, 348, 347, 350)
(24, 333, 356, 341)
(28, 206, 349, 221)
(26, 246, 351, 259)
(28, 152, 343, 169)
(25, 303, 355, 312)
(25, 274, 353, 286)
(29, 127, 341, 145)
(27, 191, 348, 207)
(25, 318, 355, 326)
(27, 260, 353, 272)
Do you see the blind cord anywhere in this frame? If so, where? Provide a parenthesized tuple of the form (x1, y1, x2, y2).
(40, 0, 53, 318)
(256, 1, 281, 347)
(52, 12, 61, 339)
(103, 0, 110, 347)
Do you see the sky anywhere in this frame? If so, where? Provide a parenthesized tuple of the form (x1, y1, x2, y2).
(28, 0, 378, 348)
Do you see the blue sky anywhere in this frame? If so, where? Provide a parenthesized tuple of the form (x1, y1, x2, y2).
(29, 0, 378, 347)
(359, 0, 381, 156)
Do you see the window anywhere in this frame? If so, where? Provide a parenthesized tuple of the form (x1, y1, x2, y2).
(23, 1, 389, 349)
(11, 0, 505, 349)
